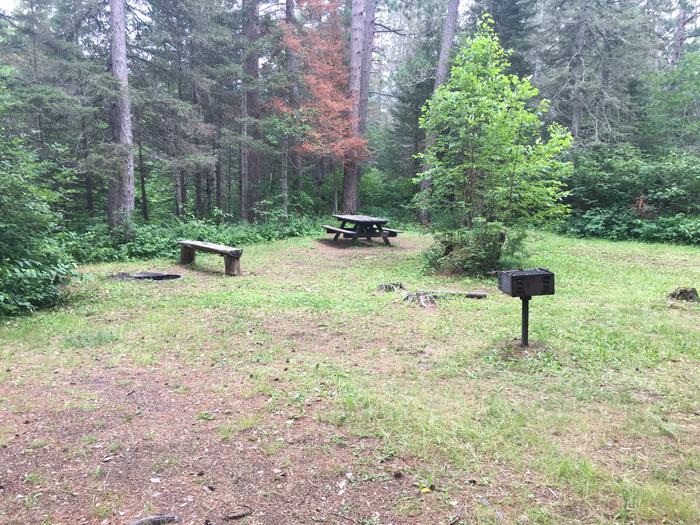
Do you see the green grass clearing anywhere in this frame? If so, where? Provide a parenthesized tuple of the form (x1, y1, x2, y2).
(0, 232, 698, 524)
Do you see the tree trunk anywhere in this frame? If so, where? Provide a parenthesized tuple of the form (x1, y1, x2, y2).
(418, 0, 460, 225)
(358, 0, 375, 135)
(670, 8, 689, 67)
(226, 147, 233, 215)
(180, 171, 187, 211)
(281, 148, 289, 215)
(107, 0, 135, 230)
(342, 162, 360, 213)
(241, 0, 262, 222)
(434, 0, 460, 88)
(138, 141, 148, 222)
(215, 155, 223, 212)
(293, 152, 303, 195)
(333, 167, 339, 213)
(80, 117, 94, 215)
(570, 0, 586, 141)
(316, 158, 327, 214)
(240, 86, 249, 221)
(194, 170, 202, 218)
(173, 165, 183, 217)
(281, 0, 297, 216)
(342, 0, 375, 214)
(205, 165, 214, 216)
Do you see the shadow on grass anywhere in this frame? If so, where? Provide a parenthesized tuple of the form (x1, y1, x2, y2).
(315, 238, 404, 250)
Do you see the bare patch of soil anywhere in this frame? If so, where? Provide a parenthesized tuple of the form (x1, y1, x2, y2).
(0, 365, 508, 525)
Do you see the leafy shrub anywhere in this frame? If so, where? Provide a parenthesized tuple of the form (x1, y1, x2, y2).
(425, 219, 526, 275)
(0, 140, 75, 315)
(62, 214, 325, 264)
(563, 146, 700, 245)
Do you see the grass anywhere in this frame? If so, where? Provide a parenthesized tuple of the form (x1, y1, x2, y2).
(0, 231, 698, 524)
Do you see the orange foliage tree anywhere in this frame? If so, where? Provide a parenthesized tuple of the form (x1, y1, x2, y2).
(281, 0, 367, 168)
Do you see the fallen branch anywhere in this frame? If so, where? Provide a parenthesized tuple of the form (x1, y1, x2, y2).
(375, 282, 406, 293)
(129, 516, 180, 525)
(416, 290, 487, 299)
(404, 290, 487, 308)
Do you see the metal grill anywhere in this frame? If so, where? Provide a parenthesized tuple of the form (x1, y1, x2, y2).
(497, 268, 555, 346)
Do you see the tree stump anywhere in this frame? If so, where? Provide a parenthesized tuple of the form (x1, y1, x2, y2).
(668, 287, 699, 302)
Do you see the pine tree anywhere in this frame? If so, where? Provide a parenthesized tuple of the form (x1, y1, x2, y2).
(469, 0, 537, 77)
(107, 0, 134, 230)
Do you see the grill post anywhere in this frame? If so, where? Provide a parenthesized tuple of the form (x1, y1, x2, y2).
(521, 296, 530, 347)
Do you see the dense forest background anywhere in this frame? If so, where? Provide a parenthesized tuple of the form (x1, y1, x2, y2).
(1, 0, 699, 312)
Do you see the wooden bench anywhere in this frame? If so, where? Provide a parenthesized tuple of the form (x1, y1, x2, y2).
(178, 240, 243, 276)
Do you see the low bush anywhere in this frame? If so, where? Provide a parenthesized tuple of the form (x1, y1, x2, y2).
(424, 219, 527, 275)
(61, 214, 325, 264)
(562, 146, 700, 245)
(565, 209, 700, 245)
(0, 141, 75, 315)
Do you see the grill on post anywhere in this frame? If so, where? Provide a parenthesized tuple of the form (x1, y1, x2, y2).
(497, 268, 555, 346)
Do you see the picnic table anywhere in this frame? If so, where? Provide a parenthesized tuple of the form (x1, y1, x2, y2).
(323, 214, 401, 245)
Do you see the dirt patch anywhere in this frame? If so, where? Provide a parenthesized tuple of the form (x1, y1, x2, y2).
(0, 365, 512, 525)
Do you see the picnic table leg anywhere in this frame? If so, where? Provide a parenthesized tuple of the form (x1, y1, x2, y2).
(348, 222, 358, 243)
(180, 245, 196, 265)
(376, 223, 391, 245)
(224, 255, 241, 276)
(362, 224, 372, 242)
(333, 221, 347, 241)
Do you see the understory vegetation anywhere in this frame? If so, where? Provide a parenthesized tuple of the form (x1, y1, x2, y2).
(563, 146, 700, 244)
(61, 215, 324, 264)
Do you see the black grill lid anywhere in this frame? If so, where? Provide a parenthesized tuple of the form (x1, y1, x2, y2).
(498, 268, 552, 277)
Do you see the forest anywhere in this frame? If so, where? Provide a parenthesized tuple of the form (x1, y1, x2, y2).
(0, 0, 699, 311)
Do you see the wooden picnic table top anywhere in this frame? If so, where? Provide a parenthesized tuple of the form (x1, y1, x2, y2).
(333, 214, 388, 225)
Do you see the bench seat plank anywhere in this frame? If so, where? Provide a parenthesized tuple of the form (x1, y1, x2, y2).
(179, 240, 242, 257)
(322, 225, 358, 236)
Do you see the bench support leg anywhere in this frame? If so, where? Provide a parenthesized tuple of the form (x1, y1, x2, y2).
(224, 255, 241, 276)
(383, 236, 391, 246)
(180, 245, 196, 265)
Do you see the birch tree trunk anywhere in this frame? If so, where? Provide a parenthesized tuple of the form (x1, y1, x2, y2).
(107, 0, 135, 229)
(342, 0, 375, 214)
(418, 0, 459, 224)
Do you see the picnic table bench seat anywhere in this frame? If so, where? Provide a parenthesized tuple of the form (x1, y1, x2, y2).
(179, 240, 243, 276)
(323, 225, 358, 236)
